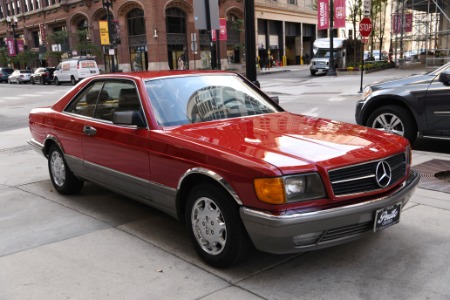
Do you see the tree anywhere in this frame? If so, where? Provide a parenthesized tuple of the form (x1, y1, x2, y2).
(72, 29, 102, 57)
(347, 0, 363, 66)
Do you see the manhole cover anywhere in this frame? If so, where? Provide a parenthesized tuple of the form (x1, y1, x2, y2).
(412, 159, 450, 193)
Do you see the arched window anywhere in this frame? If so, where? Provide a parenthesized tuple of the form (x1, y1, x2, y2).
(128, 9, 145, 36)
(166, 8, 187, 70)
(77, 19, 88, 43)
(166, 8, 186, 34)
(226, 13, 243, 64)
(127, 8, 147, 71)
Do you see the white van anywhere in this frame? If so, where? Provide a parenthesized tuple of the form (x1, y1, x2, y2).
(53, 58, 100, 85)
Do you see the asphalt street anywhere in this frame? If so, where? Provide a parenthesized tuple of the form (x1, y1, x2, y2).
(1, 66, 450, 299)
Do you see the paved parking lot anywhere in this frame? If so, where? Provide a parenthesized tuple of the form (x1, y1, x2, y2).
(1, 67, 450, 299)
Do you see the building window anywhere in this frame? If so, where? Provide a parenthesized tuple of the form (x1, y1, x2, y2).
(127, 9, 147, 71)
(127, 9, 145, 36)
(31, 31, 40, 47)
(166, 7, 187, 70)
(288, 0, 297, 5)
(166, 8, 186, 34)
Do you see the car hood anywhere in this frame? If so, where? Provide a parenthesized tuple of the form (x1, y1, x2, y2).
(369, 73, 434, 90)
(168, 112, 407, 174)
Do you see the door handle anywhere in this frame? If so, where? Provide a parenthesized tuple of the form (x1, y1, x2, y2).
(83, 125, 97, 136)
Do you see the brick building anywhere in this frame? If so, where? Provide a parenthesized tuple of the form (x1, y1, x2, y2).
(0, 0, 245, 71)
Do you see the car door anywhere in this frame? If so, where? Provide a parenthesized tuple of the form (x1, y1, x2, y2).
(72, 79, 151, 196)
(425, 72, 450, 136)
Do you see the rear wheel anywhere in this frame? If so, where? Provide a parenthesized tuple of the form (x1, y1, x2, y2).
(186, 183, 253, 268)
(367, 105, 417, 144)
(48, 145, 84, 194)
(40, 77, 44, 85)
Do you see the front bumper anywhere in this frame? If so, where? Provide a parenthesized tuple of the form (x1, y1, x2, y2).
(240, 170, 419, 254)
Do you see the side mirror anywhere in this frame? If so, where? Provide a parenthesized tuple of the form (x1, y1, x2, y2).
(438, 71, 450, 85)
(113, 110, 147, 128)
(270, 96, 280, 104)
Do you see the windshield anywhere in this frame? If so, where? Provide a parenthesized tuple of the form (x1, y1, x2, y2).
(314, 49, 337, 59)
(145, 74, 280, 127)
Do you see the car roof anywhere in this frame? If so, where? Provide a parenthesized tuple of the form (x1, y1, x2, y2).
(91, 70, 237, 81)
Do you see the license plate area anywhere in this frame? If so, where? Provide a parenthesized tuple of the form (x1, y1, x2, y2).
(373, 203, 401, 232)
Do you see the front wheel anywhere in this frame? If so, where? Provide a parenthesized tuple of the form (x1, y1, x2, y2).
(310, 70, 316, 76)
(54, 77, 61, 85)
(71, 76, 77, 85)
(366, 105, 417, 144)
(186, 184, 252, 268)
(48, 145, 84, 194)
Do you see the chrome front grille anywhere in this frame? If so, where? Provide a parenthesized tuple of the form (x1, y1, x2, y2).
(328, 153, 406, 196)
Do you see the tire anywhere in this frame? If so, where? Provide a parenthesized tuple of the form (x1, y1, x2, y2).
(48, 145, 84, 194)
(31, 79, 35, 85)
(185, 183, 253, 268)
(55, 77, 61, 85)
(40, 77, 44, 85)
(366, 105, 417, 144)
(71, 76, 77, 85)
(310, 70, 316, 76)
(8, 79, 11, 84)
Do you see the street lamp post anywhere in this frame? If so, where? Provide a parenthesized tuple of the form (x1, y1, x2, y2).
(102, 0, 116, 73)
(6, 16, 19, 67)
(327, 0, 337, 76)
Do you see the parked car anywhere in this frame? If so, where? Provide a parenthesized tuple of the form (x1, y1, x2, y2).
(0, 67, 14, 83)
(8, 69, 32, 84)
(30, 67, 56, 85)
(356, 62, 450, 144)
(28, 71, 419, 267)
(53, 58, 100, 85)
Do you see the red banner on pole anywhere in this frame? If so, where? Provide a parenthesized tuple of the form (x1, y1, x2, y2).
(212, 18, 227, 41)
(6, 38, 16, 56)
(334, 0, 346, 28)
(317, 0, 329, 30)
(17, 39, 25, 52)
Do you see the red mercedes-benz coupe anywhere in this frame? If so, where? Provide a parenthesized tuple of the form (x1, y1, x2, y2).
(29, 70, 419, 267)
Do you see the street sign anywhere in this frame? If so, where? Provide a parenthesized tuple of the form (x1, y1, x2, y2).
(360, 17, 373, 37)
(363, 0, 371, 16)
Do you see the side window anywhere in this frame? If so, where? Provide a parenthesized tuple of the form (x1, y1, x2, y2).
(65, 81, 104, 118)
(64, 80, 142, 123)
(95, 81, 140, 121)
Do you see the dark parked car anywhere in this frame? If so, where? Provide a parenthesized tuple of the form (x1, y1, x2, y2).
(0, 67, 14, 83)
(30, 67, 56, 85)
(8, 69, 32, 84)
(356, 62, 450, 144)
(29, 71, 418, 267)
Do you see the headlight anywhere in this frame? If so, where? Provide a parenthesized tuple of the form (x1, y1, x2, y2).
(362, 86, 373, 99)
(254, 173, 326, 205)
